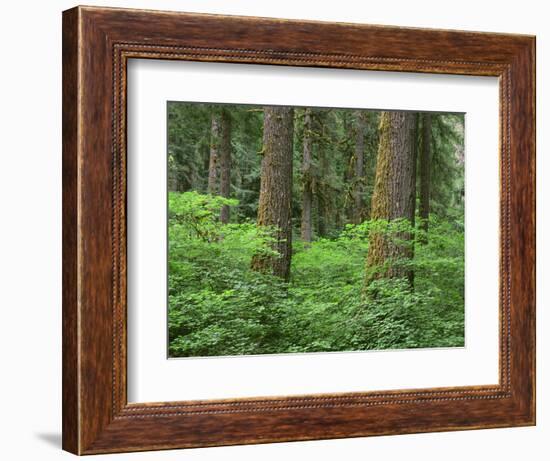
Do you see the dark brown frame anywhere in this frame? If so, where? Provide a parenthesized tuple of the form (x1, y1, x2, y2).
(62, 5, 536, 455)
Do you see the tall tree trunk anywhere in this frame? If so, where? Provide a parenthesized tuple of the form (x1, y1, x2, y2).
(218, 109, 232, 223)
(365, 111, 416, 287)
(419, 113, 432, 242)
(251, 107, 295, 280)
(168, 159, 178, 192)
(301, 108, 313, 244)
(353, 110, 367, 224)
(408, 114, 419, 286)
(317, 194, 327, 237)
(207, 111, 220, 195)
(316, 111, 331, 237)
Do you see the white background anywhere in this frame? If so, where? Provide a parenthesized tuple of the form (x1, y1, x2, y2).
(127, 60, 499, 402)
(0, 0, 546, 460)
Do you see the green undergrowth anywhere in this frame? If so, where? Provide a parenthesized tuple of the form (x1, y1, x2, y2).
(168, 192, 465, 357)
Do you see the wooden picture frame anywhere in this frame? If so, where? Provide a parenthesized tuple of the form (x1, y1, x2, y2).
(62, 5, 535, 455)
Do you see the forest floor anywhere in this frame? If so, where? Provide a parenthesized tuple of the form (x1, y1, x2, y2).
(167, 192, 465, 358)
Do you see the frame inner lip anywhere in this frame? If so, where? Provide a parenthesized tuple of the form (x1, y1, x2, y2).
(114, 45, 511, 413)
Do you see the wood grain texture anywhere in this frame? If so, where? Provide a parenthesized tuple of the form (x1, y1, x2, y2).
(62, 6, 80, 454)
(62, 5, 536, 455)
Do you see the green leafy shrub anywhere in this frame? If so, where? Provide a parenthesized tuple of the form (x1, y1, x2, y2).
(168, 192, 464, 357)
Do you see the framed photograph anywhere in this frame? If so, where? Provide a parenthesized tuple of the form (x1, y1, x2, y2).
(62, 5, 535, 455)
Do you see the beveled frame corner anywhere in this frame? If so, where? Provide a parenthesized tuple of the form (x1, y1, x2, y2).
(62, 5, 535, 455)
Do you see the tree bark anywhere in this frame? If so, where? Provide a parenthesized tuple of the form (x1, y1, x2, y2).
(419, 113, 432, 242)
(207, 111, 220, 195)
(353, 110, 367, 224)
(365, 111, 416, 286)
(218, 109, 232, 223)
(301, 108, 313, 244)
(408, 114, 419, 286)
(316, 111, 331, 237)
(251, 107, 295, 280)
(168, 157, 178, 192)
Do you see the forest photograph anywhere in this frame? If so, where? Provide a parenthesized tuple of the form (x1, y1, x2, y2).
(167, 102, 465, 358)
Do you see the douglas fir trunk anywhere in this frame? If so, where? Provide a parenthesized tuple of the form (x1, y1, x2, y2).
(218, 109, 232, 223)
(251, 107, 295, 280)
(419, 113, 432, 241)
(365, 111, 416, 286)
(207, 110, 220, 195)
(301, 108, 313, 244)
(353, 110, 367, 224)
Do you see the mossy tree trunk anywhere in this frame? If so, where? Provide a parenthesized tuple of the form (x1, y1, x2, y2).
(316, 110, 332, 238)
(207, 110, 220, 195)
(365, 111, 416, 287)
(408, 114, 419, 286)
(167, 161, 178, 192)
(218, 109, 232, 223)
(353, 110, 367, 224)
(251, 106, 295, 280)
(419, 113, 432, 242)
(301, 108, 313, 244)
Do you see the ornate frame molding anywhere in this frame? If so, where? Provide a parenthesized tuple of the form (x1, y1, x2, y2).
(63, 6, 535, 454)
